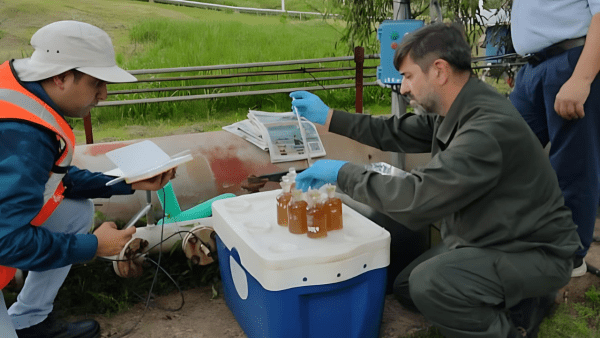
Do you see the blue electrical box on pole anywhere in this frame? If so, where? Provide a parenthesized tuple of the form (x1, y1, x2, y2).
(377, 20, 425, 85)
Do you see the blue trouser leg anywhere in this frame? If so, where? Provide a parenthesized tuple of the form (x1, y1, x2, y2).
(8, 198, 94, 330)
(510, 46, 600, 257)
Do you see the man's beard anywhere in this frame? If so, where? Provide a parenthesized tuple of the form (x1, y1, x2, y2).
(409, 93, 440, 116)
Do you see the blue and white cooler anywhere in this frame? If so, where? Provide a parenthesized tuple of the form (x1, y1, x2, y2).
(212, 189, 391, 338)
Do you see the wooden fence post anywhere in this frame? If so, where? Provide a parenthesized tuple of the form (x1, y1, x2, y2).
(354, 46, 364, 114)
(84, 115, 94, 144)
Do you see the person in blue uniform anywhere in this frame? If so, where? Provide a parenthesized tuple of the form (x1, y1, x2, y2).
(510, 0, 600, 278)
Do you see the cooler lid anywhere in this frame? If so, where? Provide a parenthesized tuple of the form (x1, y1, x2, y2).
(212, 190, 390, 290)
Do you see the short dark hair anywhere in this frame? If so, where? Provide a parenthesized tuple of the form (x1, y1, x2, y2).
(393, 23, 472, 73)
(69, 69, 85, 82)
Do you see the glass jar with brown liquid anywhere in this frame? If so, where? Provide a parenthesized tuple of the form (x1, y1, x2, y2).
(276, 176, 292, 226)
(288, 189, 308, 234)
(307, 190, 327, 238)
(324, 184, 343, 231)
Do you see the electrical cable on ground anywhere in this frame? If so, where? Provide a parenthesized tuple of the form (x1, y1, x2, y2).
(144, 256, 185, 312)
(105, 188, 187, 338)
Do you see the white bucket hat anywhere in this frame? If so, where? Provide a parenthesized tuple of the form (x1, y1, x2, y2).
(12, 21, 137, 83)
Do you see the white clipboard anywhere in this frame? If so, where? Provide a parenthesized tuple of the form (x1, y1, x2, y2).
(104, 140, 193, 186)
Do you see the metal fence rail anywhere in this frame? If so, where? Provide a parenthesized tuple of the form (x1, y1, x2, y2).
(126, 56, 372, 74)
(101, 82, 377, 106)
(111, 66, 377, 84)
(108, 74, 377, 95)
(100, 53, 379, 107)
(85, 48, 374, 143)
(153, 0, 339, 19)
(86, 49, 522, 143)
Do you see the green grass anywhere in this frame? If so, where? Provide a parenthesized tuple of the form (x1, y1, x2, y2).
(396, 286, 600, 338)
(537, 286, 600, 338)
(396, 288, 600, 338)
(66, 14, 388, 141)
(0, 0, 398, 142)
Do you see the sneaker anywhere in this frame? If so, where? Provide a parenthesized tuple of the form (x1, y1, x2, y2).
(508, 293, 557, 338)
(571, 256, 587, 277)
(15, 312, 100, 338)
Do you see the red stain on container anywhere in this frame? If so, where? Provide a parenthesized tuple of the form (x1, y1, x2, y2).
(212, 157, 250, 185)
(202, 146, 251, 193)
(83, 142, 131, 156)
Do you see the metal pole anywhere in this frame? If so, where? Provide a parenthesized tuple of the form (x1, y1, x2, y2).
(430, 0, 442, 23)
(354, 46, 364, 114)
(390, 0, 410, 170)
(282, 0, 285, 11)
(146, 190, 153, 225)
(84, 115, 93, 144)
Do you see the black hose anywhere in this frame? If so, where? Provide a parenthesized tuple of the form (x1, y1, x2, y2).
(587, 263, 600, 277)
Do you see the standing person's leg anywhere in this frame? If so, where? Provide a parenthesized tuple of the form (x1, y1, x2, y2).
(510, 48, 599, 276)
(9, 198, 99, 337)
(542, 47, 600, 272)
(509, 61, 550, 146)
(0, 292, 17, 338)
(405, 247, 571, 338)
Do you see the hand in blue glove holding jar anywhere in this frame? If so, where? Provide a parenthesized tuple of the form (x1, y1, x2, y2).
(295, 160, 348, 191)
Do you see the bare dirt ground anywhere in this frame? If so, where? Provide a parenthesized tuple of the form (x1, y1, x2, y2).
(92, 286, 431, 338)
(90, 218, 600, 338)
(92, 288, 431, 338)
(556, 222, 600, 305)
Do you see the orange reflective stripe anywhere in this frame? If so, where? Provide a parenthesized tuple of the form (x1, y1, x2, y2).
(0, 61, 75, 227)
(0, 62, 75, 144)
(0, 266, 16, 290)
(30, 182, 66, 227)
(0, 101, 60, 134)
(0, 62, 77, 289)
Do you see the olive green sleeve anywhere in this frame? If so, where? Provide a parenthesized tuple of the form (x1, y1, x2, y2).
(329, 110, 436, 154)
(336, 118, 503, 230)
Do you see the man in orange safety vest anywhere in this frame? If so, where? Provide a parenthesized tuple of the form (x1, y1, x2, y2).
(0, 21, 175, 338)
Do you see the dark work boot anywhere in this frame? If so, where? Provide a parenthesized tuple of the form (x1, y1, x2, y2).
(507, 325, 527, 338)
(508, 292, 557, 338)
(15, 312, 100, 338)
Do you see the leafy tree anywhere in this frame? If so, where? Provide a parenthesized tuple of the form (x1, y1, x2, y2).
(331, 0, 512, 53)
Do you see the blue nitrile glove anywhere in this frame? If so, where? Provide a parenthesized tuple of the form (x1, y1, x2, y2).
(289, 91, 330, 125)
(295, 160, 348, 191)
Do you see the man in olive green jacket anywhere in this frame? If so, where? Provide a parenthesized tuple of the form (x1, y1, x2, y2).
(290, 23, 580, 338)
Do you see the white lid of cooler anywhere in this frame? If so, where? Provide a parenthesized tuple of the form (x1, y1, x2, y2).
(212, 189, 390, 291)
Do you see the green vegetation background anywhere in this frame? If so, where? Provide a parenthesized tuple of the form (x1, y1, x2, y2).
(1, 0, 393, 144)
